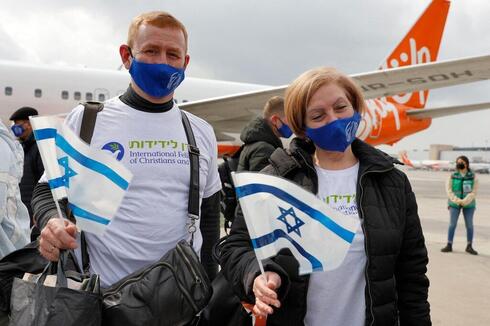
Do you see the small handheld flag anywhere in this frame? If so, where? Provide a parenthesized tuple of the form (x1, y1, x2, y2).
(30, 116, 132, 236)
(233, 172, 360, 275)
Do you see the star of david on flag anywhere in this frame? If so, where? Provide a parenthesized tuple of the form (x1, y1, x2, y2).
(277, 207, 304, 237)
(233, 172, 360, 275)
(30, 116, 133, 236)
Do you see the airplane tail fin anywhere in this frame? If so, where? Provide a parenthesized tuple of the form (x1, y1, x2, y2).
(399, 151, 414, 167)
(380, 0, 450, 109)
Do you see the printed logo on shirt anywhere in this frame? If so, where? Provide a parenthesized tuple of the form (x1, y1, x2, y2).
(101, 142, 125, 161)
(320, 193, 358, 216)
(127, 139, 190, 165)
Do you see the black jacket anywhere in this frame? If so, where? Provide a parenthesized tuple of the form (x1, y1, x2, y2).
(20, 133, 44, 221)
(220, 138, 430, 326)
(237, 117, 283, 172)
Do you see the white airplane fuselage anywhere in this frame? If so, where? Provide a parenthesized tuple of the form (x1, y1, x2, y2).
(0, 60, 269, 123)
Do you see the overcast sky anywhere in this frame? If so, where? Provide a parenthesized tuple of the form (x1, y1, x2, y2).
(1, 0, 489, 153)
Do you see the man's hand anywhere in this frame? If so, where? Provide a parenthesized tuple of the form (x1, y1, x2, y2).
(39, 218, 78, 261)
(252, 271, 282, 317)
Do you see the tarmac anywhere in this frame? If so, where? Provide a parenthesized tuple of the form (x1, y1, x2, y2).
(403, 168, 490, 326)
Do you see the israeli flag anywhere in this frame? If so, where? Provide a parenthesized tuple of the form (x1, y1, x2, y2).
(30, 116, 132, 236)
(233, 172, 360, 275)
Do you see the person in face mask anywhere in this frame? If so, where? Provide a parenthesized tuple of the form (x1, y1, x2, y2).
(237, 96, 293, 172)
(32, 11, 222, 296)
(220, 67, 430, 326)
(9, 107, 44, 241)
(441, 155, 478, 255)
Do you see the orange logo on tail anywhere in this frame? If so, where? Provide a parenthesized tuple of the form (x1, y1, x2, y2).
(381, 0, 450, 109)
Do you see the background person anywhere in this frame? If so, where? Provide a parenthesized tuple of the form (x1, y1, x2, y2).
(0, 120, 30, 259)
(237, 96, 292, 172)
(9, 107, 44, 240)
(441, 155, 478, 255)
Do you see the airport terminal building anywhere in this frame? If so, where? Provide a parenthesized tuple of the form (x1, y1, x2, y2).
(430, 144, 490, 163)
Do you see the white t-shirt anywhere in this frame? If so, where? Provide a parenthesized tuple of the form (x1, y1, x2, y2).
(62, 97, 221, 287)
(304, 162, 366, 326)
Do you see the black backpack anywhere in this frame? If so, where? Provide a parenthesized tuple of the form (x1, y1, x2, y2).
(218, 146, 244, 233)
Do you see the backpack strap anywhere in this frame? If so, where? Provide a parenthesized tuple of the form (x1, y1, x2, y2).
(180, 110, 200, 247)
(79, 102, 104, 144)
(78, 102, 103, 274)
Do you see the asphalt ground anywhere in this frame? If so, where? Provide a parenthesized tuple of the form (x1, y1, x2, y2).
(219, 166, 489, 324)
(402, 168, 490, 326)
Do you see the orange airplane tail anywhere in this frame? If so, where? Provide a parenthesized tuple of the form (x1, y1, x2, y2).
(380, 0, 450, 109)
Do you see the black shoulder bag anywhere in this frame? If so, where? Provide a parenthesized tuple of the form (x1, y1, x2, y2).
(99, 110, 212, 326)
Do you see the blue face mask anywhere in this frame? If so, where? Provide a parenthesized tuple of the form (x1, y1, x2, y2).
(278, 121, 293, 138)
(11, 124, 25, 137)
(306, 112, 361, 152)
(129, 57, 185, 98)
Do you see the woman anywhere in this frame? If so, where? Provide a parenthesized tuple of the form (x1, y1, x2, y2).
(220, 67, 430, 325)
(441, 155, 478, 255)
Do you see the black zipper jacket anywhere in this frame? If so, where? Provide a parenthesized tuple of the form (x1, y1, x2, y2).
(237, 117, 283, 173)
(220, 137, 430, 326)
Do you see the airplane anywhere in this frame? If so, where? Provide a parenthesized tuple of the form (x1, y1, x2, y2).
(399, 151, 453, 171)
(471, 163, 490, 174)
(399, 151, 490, 173)
(1, 0, 490, 157)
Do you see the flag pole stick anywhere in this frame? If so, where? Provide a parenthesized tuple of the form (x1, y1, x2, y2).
(53, 199, 65, 221)
(257, 256, 266, 276)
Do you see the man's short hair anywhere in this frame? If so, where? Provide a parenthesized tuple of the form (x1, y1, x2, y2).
(262, 96, 285, 119)
(9, 107, 38, 121)
(127, 11, 188, 51)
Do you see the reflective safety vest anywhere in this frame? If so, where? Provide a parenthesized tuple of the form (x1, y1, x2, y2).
(448, 171, 476, 208)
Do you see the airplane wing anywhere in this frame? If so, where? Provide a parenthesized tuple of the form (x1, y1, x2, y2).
(179, 54, 490, 141)
(406, 102, 490, 119)
(354, 54, 490, 99)
(179, 86, 287, 140)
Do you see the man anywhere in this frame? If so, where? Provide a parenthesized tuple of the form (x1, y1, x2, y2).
(237, 96, 293, 172)
(31, 11, 221, 287)
(9, 107, 44, 240)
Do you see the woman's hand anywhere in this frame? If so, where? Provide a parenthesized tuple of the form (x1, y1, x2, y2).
(252, 271, 282, 317)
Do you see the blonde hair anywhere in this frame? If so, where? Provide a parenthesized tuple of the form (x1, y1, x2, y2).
(285, 67, 365, 137)
(127, 11, 188, 51)
(262, 96, 285, 119)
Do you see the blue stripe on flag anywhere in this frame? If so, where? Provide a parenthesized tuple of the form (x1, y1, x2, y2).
(34, 128, 129, 190)
(48, 176, 66, 189)
(251, 229, 323, 272)
(236, 183, 355, 243)
(34, 128, 57, 140)
(68, 203, 110, 225)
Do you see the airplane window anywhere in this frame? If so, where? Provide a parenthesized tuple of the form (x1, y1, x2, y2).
(61, 90, 69, 100)
(98, 94, 105, 101)
(34, 89, 42, 98)
(86, 92, 93, 101)
(5, 87, 12, 96)
(174, 99, 178, 103)
(74, 91, 81, 101)
(182, 99, 188, 103)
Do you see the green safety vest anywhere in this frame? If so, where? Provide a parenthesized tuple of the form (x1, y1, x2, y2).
(448, 171, 476, 208)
